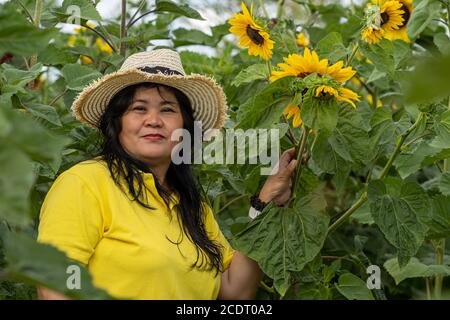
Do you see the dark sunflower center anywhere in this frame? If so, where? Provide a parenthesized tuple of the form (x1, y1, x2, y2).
(399, 4, 410, 27)
(380, 12, 389, 25)
(246, 26, 264, 45)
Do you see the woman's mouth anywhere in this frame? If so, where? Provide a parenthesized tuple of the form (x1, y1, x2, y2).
(142, 134, 165, 141)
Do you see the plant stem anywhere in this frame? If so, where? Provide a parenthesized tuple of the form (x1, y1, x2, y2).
(258, 0, 270, 19)
(433, 239, 445, 299)
(425, 277, 432, 300)
(48, 88, 68, 106)
(345, 42, 359, 67)
(98, 22, 119, 53)
(127, 0, 147, 28)
(15, 0, 34, 23)
(83, 24, 117, 54)
(289, 127, 309, 207)
(276, 0, 285, 20)
(327, 113, 424, 234)
(259, 281, 275, 294)
(29, 0, 41, 68)
(216, 194, 249, 215)
(127, 9, 157, 29)
(120, 0, 127, 56)
(327, 191, 368, 234)
(379, 113, 424, 180)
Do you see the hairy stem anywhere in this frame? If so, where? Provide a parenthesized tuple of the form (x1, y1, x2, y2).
(327, 113, 424, 234)
(120, 0, 127, 56)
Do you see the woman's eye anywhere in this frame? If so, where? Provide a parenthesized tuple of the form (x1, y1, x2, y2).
(161, 107, 175, 112)
(132, 106, 146, 112)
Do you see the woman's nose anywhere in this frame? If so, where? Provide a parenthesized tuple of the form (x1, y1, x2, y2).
(143, 110, 163, 127)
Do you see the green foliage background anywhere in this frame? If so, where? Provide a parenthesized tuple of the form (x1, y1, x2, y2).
(0, 0, 450, 300)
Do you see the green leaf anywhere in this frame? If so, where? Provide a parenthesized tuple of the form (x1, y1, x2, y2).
(301, 93, 339, 132)
(359, 40, 395, 76)
(231, 64, 268, 87)
(0, 146, 35, 226)
(236, 77, 292, 129)
(311, 107, 371, 174)
(434, 110, 450, 148)
(61, 64, 102, 91)
(0, 8, 56, 57)
(2, 108, 71, 173)
(368, 179, 429, 267)
(434, 33, 450, 55)
(335, 273, 374, 300)
(384, 257, 450, 285)
(394, 141, 442, 179)
(407, 0, 441, 39)
(155, 0, 204, 20)
(404, 53, 450, 104)
(172, 28, 216, 47)
(38, 44, 79, 66)
(1, 63, 42, 88)
(316, 32, 349, 62)
(232, 191, 329, 296)
(52, 0, 102, 22)
(1, 231, 111, 299)
(24, 103, 62, 126)
(426, 195, 450, 239)
(438, 173, 450, 196)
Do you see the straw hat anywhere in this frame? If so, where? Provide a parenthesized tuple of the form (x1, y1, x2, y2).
(71, 49, 228, 131)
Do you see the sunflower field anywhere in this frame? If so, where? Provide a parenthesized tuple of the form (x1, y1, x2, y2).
(1, 0, 450, 300)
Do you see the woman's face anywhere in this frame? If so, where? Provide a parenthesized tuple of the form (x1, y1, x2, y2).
(119, 86, 184, 166)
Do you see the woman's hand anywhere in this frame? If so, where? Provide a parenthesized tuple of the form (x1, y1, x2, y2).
(258, 148, 297, 207)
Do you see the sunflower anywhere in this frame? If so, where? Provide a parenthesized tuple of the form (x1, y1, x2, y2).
(270, 48, 357, 84)
(228, 2, 274, 60)
(384, 0, 413, 42)
(296, 32, 310, 47)
(270, 48, 360, 115)
(361, 0, 405, 44)
(283, 104, 302, 128)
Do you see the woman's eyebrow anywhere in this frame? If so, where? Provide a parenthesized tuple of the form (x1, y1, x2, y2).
(131, 99, 178, 105)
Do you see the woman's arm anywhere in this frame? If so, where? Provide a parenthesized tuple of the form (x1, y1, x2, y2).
(218, 251, 263, 300)
(218, 148, 297, 299)
(37, 286, 71, 300)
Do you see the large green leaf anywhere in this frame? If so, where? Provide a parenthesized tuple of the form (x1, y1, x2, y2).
(359, 40, 395, 76)
(155, 0, 204, 20)
(426, 195, 450, 239)
(369, 106, 411, 149)
(0, 146, 35, 226)
(407, 0, 441, 39)
(231, 64, 269, 87)
(61, 64, 102, 91)
(2, 108, 71, 173)
(1, 63, 42, 88)
(0, 6, 56, 57)
(236, 77, 292, 130)
(394, 140, 442, 179)
(384, 257, 450, 285)
(24, 103, 62, 126)
(335, 273, 374, 300)
(232, 190, 329, 296)
(315, 32, 349, 62)
(368, 179, 429, 267)
(301, 93, 339, 132)
(311, 107, 371, 174)
(0, 231, 111, 299)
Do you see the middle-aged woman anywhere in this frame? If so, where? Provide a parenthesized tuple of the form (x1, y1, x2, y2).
(37, 49, 297, 300)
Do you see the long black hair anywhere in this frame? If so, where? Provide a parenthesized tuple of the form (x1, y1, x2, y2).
(98, 82, 224, 276)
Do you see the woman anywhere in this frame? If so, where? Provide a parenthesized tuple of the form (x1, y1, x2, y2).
(37, 49, 297, 300)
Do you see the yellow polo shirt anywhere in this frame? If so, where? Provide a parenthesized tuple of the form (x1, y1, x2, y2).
(37, 159, 235, 300)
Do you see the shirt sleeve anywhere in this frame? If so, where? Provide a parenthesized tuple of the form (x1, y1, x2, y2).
(203, 204, 235, 270)
(37, 171, 104, 266)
